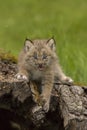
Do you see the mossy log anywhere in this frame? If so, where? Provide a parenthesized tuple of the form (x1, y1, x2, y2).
(0, 58, 87, 130)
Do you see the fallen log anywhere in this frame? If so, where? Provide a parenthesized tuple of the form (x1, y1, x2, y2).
(0, 58, 87, 130)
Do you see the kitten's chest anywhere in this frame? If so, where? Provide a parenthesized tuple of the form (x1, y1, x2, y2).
(30, 70, 43, 80)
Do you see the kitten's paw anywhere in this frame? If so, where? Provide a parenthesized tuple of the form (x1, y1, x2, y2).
(40, 95, 50, 113)
(43, 102, 50, 113)
(32, 105, 42, 113)
(15, 73, 29, 81)
(62, 76, 74, 85)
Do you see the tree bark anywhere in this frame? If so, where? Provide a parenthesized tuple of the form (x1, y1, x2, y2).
(0, 59, 87, 130)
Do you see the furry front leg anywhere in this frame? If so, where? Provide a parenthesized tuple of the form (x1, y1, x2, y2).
(55, 63, 73, 84)
(40, 80, 53, 112)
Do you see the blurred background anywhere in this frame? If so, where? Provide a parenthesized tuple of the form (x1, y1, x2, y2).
(0, 0, 87, 84)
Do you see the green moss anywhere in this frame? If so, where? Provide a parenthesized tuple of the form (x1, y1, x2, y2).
(0, 49, 17, 63)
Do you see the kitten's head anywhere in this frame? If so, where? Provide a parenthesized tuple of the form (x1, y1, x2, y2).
(24, 38, 56, 71)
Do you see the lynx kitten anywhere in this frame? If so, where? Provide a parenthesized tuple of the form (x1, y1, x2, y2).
(16, 38, 73, 112)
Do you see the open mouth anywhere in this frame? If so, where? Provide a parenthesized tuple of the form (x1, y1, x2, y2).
(38, 64, 44, 71)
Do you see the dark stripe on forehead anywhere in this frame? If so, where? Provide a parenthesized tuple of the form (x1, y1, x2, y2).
(33, 39, 48, 51)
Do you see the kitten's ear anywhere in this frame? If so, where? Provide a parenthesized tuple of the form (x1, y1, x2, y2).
(24, 38, 33, 52)
(46, 38, 56, 51)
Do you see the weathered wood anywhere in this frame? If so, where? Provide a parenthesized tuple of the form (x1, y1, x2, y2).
(0, 59, 87, 130)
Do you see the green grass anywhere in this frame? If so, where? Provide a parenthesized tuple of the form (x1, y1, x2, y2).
(0, 0, 87, 85)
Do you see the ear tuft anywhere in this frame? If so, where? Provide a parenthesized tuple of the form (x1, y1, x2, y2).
(46, 38, 56, 51)
(24, 38, 33, 52)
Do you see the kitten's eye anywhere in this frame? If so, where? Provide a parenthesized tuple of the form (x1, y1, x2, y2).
(33, 53, 38, 59)
(42, 54, 47, 59)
